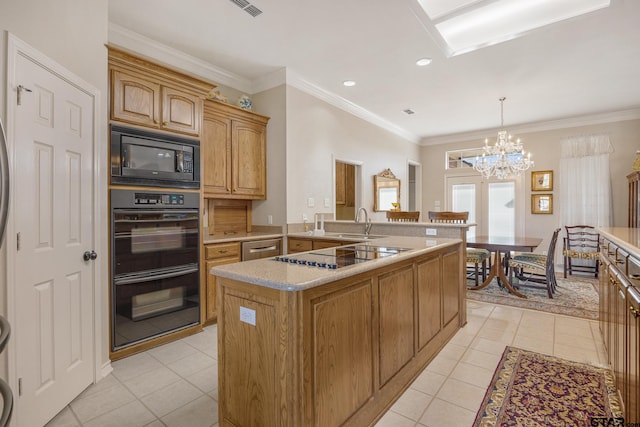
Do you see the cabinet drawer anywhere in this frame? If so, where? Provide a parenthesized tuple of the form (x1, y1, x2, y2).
(288, 238, 312, 253)
(205, 242, 241, 260)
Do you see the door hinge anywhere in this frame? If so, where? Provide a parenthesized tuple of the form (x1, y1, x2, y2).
(16, 232, 20, 251)
(18, 377, 22, 396)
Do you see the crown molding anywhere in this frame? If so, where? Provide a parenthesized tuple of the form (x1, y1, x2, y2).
(284, 70, 421, 144)
(108, 23, 254, 92)
(420, 107, 640, 146)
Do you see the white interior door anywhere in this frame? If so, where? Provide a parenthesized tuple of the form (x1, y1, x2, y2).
(11, 45, 96, 426)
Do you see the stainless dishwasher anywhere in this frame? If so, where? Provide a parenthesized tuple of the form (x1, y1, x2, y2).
(242, 238, 282, 261)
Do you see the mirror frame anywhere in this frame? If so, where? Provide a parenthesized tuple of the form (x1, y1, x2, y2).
(373, 168, 400, 212)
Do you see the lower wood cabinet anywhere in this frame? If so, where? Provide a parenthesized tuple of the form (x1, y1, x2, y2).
(287, 237, 343, 253)
(216, 242, 462, 426)
(599, 239, 640, 423)
(203, 242, 240, 324)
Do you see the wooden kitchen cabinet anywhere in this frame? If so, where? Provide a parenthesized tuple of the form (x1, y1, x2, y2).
(203, 242, 240, 324)
(215, 241, 462, 426)
(287, 237, 343, 253)
(288, 237, 312, 253)
(202, 100, 269, 199)
(599, 233, 640, 422)
(335, 161, 355, 207)
(109, 47, 210, 137)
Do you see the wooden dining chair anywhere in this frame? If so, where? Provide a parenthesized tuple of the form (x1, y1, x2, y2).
(386, 211, 420, 222)
(508, 228, 561, 298)
(427, 211, 490, 285)
(562, 225, 599, 278)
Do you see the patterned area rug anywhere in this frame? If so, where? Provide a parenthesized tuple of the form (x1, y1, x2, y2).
(466, 275, 599, 319)
(473, 347, 623, 427)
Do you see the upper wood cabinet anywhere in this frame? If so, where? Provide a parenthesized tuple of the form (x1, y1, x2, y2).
(203, 100, 269, 200)
(108, 47, 212, 137)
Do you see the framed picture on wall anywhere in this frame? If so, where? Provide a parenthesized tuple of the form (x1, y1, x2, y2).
(531, 194, 553, 214)
(531, 170, 553, 191)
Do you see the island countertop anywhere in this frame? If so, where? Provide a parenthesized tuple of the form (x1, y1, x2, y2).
(210, 235, 461, 291)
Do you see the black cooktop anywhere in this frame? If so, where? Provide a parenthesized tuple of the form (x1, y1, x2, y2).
(274, 244, 410, 269)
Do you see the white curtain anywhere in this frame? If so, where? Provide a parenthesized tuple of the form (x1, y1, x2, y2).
(559, 134, 613, 227)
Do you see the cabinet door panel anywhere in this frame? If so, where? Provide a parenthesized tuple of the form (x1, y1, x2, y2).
(111, 70, 160, 128)
(162, 87, 201, 135)
(312, 281, 373, 427)
(202, 114, 232, 196)
(232, 120, 266, 198)
(442, 250, 460, 326)
(417, 257, 441, 349)
(379, 266, 415, 386)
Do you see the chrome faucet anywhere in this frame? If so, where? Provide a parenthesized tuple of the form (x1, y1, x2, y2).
(355, 207, 373, 235)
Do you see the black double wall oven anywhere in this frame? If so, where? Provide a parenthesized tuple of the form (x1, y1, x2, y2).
(111, 189, 200, 351)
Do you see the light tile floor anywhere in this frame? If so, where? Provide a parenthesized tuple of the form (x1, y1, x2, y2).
(46, 301, 608, 427)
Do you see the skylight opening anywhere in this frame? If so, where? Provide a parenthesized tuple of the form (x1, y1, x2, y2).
(418, 0, 611, 56)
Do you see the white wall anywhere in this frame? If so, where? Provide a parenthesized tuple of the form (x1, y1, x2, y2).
(251, 85, 287, 226)
(0, 0, 109, 378)
(285, 86, 420, 224)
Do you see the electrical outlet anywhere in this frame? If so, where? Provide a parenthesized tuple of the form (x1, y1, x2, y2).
(240, 306, 256, 326)
(324, 197, 331, 208)
(307, 197, 315, 208)
(302, 214, 308, 221)
(267, 214, 273, 225)
(426, 228, 437, 236)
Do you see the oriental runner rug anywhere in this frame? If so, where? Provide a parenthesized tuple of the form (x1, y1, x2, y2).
(466, 275, 599, 319)
(473, 347, 623, 427)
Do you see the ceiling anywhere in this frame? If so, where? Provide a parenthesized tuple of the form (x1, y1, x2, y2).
(108, 0, 640, 144)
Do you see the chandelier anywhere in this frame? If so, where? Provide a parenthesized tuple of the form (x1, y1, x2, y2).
(473, 97, 533, 180)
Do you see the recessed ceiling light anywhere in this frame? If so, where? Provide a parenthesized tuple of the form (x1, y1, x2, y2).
(343, 80, 356, 87)
(416, 58, 433, 66)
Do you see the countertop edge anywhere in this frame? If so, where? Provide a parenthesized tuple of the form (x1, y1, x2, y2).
(211, 237, 462, 291)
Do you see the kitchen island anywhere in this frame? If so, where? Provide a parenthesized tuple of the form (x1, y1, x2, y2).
(211, 236, 464, 427)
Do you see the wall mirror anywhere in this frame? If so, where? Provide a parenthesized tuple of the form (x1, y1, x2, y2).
(374, 169, 400, 211)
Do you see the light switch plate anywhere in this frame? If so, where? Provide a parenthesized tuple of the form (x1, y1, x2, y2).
(324, 197, 331, 208)
(307, 197, 315, 208)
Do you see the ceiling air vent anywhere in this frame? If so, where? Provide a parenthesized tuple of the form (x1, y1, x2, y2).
(403, 109, 416, 115)
(228, 0, 263, 17)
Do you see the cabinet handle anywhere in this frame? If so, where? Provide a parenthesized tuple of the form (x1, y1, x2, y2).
(218, 250, 228, 254)
(630, 306, 640, 318)
(162, 121, 168, 126)
(610, 276, 616, 285)
(153, 120, 159, 124)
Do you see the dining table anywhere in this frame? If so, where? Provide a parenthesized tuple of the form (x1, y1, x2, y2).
(466, 235, 543, 298)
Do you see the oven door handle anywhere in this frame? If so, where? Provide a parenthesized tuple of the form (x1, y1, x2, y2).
(249, 245, 278, 253)
(114, 265, 199, 286)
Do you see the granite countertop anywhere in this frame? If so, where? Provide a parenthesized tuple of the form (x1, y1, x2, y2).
(203, 231, 284, 244)
(210, 236, 461, 291)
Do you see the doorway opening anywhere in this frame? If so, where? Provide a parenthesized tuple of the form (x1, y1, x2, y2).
(408, 161, 421, 212)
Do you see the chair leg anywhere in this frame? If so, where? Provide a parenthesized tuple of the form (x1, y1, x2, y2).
(563, 255, 568, 278)
(474, 263, 479, 286)
(481, 259, 487, 282)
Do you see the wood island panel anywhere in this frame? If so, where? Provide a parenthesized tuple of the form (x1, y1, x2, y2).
(417, 257, 441, 349)
(216, 241, 463, 426)
(379, 265, 414, 386)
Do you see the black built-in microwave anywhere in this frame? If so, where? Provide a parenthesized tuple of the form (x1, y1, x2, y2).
(110, 125, 200, 189)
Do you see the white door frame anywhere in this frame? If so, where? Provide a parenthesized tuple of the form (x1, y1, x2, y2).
(5, 33, 109, 416)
